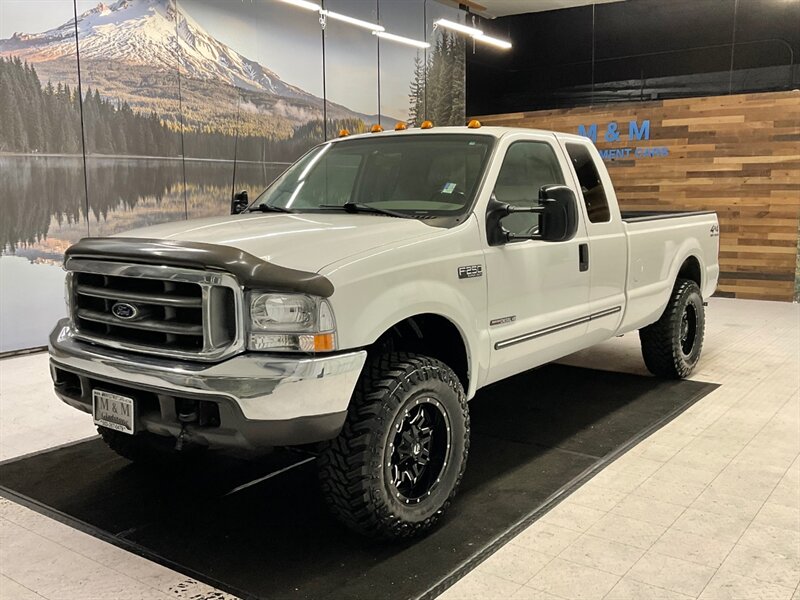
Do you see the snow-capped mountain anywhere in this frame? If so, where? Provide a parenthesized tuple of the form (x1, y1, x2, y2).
(1, 0, 316, 100)
(0, 0, 396, 126)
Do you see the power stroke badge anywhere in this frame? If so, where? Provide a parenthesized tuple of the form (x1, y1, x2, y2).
(457, 265, 483, 279)
(490, 316, 516, 326)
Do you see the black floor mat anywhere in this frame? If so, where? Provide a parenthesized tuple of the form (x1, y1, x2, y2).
(0, 364, 717, 600)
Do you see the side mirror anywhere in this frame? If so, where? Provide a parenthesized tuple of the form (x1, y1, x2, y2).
(537, 185, 579, 242)
(231, 190, 249, 215)
(486, 185, 579, 246)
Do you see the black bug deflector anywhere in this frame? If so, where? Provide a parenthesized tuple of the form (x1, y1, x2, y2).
(0, 364, 717, 600)
(65, 237, 335, 297)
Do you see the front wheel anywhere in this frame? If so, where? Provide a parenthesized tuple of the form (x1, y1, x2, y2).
(639, 278, 706, 379)
(317, 352, 469, 539)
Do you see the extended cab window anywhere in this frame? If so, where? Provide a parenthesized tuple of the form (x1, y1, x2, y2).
(566, 143, 611, 223)
(494, 141, 565, 236)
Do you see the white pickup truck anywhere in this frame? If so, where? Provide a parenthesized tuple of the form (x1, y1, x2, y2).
(49, 124, 719, 539)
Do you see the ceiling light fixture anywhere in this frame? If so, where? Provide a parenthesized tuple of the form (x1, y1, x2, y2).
(373, 31, 430, 49)
(279, 2, 497, 50)
(433, 18, 511, 50)
(320, 9, 384, 32)
(433, 18, 483, 37)
(277, 0, 321, 11)
(473, 33, 512, 50)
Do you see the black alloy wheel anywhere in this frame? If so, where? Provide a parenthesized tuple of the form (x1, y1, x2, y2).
(318, 352, 470, 539)
(640, 278, 706, 379)
(680, 302, 698, 356)
(387, 397, 451, 505)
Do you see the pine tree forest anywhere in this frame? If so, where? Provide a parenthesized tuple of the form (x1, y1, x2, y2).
(1, 32, 465, 161)
(408, 31, 466, 127)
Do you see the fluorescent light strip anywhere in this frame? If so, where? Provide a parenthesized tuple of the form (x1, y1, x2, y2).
(321, 9, 384, 32)
(473, 33, 512, 49)
(298, 144, 330, 181)
(433, 18, 482, 37)
(373, 30, 430, 49)
(279, 2, 498, 49)
(277, 0, 321, 11)
(285, 180, 306, 208)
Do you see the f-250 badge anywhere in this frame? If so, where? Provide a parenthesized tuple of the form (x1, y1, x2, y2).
(458, 265, 483, 279)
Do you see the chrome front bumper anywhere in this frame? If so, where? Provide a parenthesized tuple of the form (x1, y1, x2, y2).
(48, 319, 367, 447)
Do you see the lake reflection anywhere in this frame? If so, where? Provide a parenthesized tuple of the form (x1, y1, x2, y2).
(0, 155, 285, 352)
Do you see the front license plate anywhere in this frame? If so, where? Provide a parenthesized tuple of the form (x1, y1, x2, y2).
(92, 389, 134, 435)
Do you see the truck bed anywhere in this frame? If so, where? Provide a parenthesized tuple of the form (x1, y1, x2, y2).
(621, 210, 717, 223)
(618, 209, 719, 334)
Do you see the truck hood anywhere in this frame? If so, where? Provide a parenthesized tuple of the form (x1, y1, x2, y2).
(117, 213, 442, 273)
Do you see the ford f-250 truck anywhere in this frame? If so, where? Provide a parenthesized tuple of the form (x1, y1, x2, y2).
(49, 124, 719, 539)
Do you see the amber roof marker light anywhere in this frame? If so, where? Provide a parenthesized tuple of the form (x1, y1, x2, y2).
(338, 129, 350, 137)
(467, 119, 482, 129)
(395, 122, 408, 131)
(421, 120, 434, 129)
(371, 124, 384, 133)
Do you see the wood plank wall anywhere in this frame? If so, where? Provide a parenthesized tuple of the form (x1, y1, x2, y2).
(475, 91, 800, 302)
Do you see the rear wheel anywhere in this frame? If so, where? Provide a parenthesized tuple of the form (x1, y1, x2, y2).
(639, 278, 705, 379)
(317, 352, 469, 539)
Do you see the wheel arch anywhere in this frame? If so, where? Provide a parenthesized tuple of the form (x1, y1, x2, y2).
(369, 313, 472, 396)
(620, 247, 707, 334)
(648, 251, 705, 328)
(677, 254, 703, 290)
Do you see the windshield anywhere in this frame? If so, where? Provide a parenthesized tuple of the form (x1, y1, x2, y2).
(253, 134, 494, 217)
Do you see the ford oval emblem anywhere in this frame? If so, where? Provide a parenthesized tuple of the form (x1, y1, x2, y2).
(111, 302, 139, 320)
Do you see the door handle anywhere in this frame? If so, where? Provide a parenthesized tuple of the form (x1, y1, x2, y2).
(579, 243, 589, 272)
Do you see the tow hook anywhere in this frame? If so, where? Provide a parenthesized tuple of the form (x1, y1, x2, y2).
(175, 399, 198, 451)
(175, 424, 188, 451)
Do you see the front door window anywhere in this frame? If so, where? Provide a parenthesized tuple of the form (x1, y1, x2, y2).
(494, 141, 565, 237)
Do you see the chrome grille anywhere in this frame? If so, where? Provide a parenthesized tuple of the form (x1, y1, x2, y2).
(66, 259, 244, 361)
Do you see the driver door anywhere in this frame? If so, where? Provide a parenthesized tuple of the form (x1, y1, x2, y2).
(484, 135, 591, 384)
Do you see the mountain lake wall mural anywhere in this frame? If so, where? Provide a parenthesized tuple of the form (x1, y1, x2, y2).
(0, 0, 468, 353)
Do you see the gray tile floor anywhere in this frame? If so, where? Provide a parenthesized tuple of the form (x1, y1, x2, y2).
(442, 298, 800, 600)
(1, 298, 798, 600)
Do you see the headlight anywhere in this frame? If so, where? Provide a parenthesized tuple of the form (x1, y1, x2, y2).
(247, 292, 336, 352)
(250, 294, 316, 332)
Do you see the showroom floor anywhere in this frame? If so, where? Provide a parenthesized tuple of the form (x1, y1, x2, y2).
(1, 297, 798, 600)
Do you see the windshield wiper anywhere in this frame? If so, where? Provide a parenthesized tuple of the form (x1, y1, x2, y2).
(318, 202, 415, 219)
(248, 203, 294, 214)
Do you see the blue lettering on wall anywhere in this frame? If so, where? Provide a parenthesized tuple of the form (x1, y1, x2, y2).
(635, 146, 669, 157)
(577, 118, 665, 161)
(599, 148, 633, 160)
(629, 119, 650, 140)
(604, 121, 620, 142)
(577, 123, 597, 143)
